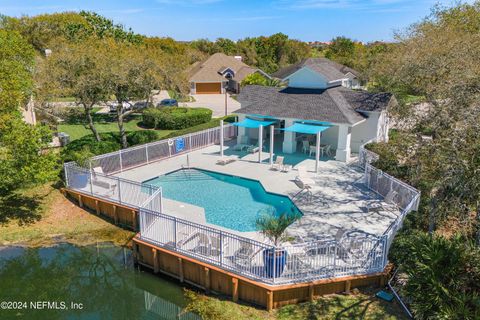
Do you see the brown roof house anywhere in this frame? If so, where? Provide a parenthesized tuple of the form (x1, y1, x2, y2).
(188, 53, 270, 94)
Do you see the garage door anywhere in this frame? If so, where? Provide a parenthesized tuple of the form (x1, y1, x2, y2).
(196, 82, 221, 94)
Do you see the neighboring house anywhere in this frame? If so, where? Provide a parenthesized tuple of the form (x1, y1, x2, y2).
(188, 53, 270, 94)
(273, 57, 362, 89)
(236, 65, 395, 162)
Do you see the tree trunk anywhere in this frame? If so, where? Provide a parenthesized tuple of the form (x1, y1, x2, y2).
(83, 103, 101, 142)
(476, 202, 480, 246)
(116, 106, 128, 149)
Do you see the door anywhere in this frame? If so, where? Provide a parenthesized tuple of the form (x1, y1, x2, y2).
(196, 82, 221, 94)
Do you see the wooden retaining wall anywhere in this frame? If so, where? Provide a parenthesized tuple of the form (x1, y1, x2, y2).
(62, 188, 138, 230)
(133, 237, 390, 311)
(64, 188, 390, 311)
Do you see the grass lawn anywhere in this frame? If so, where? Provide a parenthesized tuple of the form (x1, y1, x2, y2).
(185, 288, 407, 320)
(0, 184, 134, 247)
(58, 118, 176, 141)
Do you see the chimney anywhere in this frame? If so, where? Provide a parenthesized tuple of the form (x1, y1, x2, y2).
(234, 56, 242, 61)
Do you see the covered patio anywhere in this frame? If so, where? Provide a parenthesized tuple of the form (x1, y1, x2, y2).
(219, 116, 343, 170)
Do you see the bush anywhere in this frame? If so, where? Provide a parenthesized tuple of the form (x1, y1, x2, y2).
(126, 130, 158, 145)
(142, 107, 212, 130)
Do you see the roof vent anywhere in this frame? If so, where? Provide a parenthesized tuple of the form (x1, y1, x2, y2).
(234, 56, 242, 61)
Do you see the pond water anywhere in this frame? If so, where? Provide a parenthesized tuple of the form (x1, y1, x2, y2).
(0, 243, 199, 320)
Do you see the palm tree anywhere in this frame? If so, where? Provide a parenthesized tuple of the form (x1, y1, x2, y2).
(256, 209, 299, 246)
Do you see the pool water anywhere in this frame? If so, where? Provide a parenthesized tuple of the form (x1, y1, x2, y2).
(144, 169, 301, 232)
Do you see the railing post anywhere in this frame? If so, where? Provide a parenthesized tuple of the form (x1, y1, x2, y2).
(219, 231, 223, 266)
(119, 151, 123, 172)
(272, 246, 276, 284)
(117, 177, 122, 204)
(146, 144, 149, 164)
(64, 164, 69, 187)
(174, 217, 177, 249)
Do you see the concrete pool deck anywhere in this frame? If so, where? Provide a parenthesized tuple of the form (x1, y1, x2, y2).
(114, 143, 400, 244)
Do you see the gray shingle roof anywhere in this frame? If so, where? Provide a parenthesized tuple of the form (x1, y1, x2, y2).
(235, 85, 393, 125)
(273, 58, 360, 82)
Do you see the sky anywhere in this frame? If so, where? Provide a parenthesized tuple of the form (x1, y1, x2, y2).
(0, 0, 471, 42)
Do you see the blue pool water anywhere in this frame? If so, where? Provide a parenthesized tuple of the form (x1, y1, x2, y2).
(144, 169, 301, 232)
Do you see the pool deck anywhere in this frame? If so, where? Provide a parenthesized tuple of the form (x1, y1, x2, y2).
(115, 143, 400, 244)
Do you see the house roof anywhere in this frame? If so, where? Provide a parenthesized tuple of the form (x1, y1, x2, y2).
(188, 53, 261, 83)
(235, 85, 394, 125)
(272, 58, 360, 82)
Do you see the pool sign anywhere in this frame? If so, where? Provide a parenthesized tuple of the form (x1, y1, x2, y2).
(175, 138, 185, 153)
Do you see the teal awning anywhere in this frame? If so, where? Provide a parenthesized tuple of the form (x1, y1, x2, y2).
(233, 118, 275, 128)
(282, 123, 330, 134)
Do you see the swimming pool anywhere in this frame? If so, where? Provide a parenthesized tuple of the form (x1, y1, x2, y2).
(144, 169, 301, 232)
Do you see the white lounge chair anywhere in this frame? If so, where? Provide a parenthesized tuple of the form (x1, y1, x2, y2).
(271, 156, 284, 171)
(295, 166, 316, 189)
(91, 166, 117, 196)
(233, 136, 249, 151)
(247, 140, 265, 153)
(366, 190, 399, 213)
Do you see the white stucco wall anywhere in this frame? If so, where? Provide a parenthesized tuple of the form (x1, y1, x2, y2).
(350, 112, 381, 152)
(319, 126, 339, 149)
(285, 67, 328, 89)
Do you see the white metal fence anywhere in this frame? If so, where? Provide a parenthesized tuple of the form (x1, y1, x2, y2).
(89, 124, 236, 175)
(63, 125, 421, 286)
(64, 162, 161, 210)
(138, 206, 388, 285)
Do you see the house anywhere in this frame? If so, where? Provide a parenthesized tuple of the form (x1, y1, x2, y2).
(188, 52, 269, 94)
(235, 62, 395, 164)
(273, 57, 361, 89)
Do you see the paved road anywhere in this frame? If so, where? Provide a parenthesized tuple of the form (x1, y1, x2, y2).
(183, 94, 240, 118)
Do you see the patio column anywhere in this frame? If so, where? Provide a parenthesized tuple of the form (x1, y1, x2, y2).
(236, 114, 246, 144)
(258, 125, 263, 163)
(282, 119, 296, 154)
(315, 131, 321, 172)
(269, 125, 274, 165)
(336, 124, 352, 162)
(220, 120, 224, 158)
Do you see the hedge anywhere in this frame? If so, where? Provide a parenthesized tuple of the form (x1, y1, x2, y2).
(143, 107, 212, 130)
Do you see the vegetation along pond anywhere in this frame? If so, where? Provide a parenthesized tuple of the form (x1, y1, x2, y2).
(0, 243, 199, 320)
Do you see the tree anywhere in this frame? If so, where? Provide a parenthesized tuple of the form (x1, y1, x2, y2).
(0, 29, 35, 114)
(324, 36, 356, 67)
(36, 39, 110, 141)
(104, 41, 166, 148)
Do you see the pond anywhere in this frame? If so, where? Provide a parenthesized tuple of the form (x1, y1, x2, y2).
(0, 243, 199, 320)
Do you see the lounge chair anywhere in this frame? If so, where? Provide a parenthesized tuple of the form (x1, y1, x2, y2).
(233, 241, 262, 268)
(247, 140, 265, 153)
(233, 136, 249, 151)
(91, 166, 117, 196)
(366, 190, 399, 213)
(271, 156, 284, 171)
(216, 156, 236, 165)
(295, 166, 316, 189)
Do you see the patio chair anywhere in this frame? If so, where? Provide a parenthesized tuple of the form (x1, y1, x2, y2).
(233, 136, 249, 151)
(302, 140, 310, 154)
(91, 166, 117, 197)
(366, 190, 399, 213)
(233, 241, 263, 268)
(295, 166, 316, 189)
(271, 156, 284, 171)
(325, 145, 333, 156)
(247, 140, 265, 153)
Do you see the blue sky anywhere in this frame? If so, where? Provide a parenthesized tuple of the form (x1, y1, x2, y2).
(0, 0, 470, 42)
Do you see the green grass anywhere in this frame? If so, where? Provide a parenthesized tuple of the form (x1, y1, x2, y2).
(58, 119, 160, 141)
(185, 289, 407, 320)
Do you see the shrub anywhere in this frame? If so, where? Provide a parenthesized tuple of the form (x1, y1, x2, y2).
(142, 107, 212, 130)
(126, 130, 158, 145)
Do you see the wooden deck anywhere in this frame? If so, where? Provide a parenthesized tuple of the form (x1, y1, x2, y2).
(64, 188, 390, 310)
(133, 237, 390, 310)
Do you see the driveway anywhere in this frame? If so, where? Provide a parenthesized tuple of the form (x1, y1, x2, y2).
(183, 94, 240, 118)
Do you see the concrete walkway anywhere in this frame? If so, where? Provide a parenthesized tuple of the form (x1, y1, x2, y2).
(184, 94, 240, 118)
(115, 143, 400, 244)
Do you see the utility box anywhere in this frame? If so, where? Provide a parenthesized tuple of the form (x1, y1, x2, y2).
(58, 132, 70, 146)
